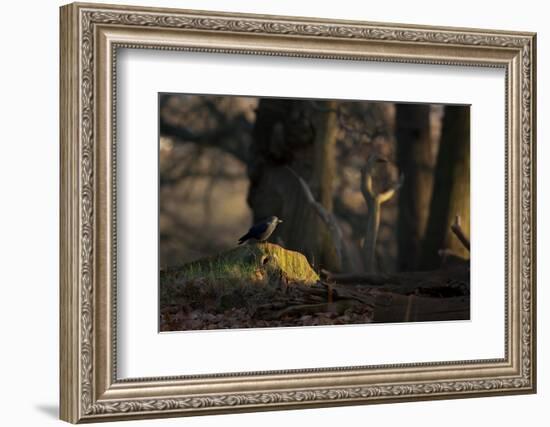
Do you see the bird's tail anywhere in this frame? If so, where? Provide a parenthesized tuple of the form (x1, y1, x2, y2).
(237, 233, 250, 245)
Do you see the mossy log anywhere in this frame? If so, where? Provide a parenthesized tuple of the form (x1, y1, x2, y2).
(162, 242, 320, 287)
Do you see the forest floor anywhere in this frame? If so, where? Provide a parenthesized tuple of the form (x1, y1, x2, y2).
(159, 244, 470, 332)
(160, 277, 470, 331)
(160, 279, 375, 331)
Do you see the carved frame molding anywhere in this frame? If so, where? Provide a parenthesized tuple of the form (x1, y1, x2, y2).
(60, 2, 536, 423)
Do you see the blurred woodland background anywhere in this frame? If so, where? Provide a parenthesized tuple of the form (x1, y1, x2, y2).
(159, 94, 469, 275)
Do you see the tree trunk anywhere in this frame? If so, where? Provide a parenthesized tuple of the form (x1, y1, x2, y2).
(246, 99, 341, 271)
(395, 103, 433, 271)
(421, 106, 470, 269)
(312, 100, 340, 269)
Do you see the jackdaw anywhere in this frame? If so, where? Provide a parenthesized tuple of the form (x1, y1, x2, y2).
(238, 216, 283, 245)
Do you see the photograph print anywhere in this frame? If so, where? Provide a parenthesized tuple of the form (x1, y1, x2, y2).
(159, 94, 470, 332)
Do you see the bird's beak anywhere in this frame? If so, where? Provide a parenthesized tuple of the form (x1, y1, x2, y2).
(278, 219, 283, 223)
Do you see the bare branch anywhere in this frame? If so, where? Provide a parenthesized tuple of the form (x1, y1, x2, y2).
(286, 166, 345, 270)
(450, 215, 470, 252)
(336, 105, 388, 144)
(159, 112, 252, 164)
(378, 173, 405, 204)
(359, 155, 402, 272)
(360, 155, 385, 202)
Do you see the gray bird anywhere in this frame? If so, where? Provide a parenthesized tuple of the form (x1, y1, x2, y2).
(238, 216, 283, 245)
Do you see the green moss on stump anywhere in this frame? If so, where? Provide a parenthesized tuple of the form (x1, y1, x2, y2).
(163, 243, 319, 286)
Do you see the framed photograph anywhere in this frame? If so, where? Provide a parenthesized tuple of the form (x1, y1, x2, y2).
(60, 2, 537, 423)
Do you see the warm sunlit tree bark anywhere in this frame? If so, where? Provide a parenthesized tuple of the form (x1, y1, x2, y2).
(420, 106, 470, 270)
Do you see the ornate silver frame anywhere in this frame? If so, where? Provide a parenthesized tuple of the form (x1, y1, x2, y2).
(60, 2, 536, 423)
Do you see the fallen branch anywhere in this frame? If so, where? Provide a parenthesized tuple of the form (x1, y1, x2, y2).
(372, 293, 470, 323)
(268, 300, 361, 319)
(319, 282, 378, 305)
(321, 266, 469, 297)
